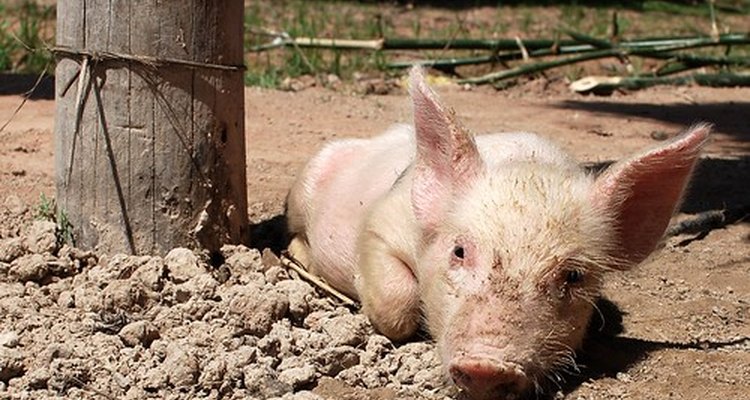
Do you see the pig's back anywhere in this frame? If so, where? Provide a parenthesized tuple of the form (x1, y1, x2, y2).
(476, 132, 578, 169)
(303, 125, 415, 296)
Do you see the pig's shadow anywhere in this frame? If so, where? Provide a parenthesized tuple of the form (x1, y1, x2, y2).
(558, 298, 747, 397)
(559, 298, 637, 392)
(248, 214, 291, 254)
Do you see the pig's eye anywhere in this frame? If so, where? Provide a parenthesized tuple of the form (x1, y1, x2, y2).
(564, 269, 585, 285)
(452, 246, 465, 260)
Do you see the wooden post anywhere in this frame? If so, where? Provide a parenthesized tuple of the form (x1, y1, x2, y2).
(54, 0, 248, 255)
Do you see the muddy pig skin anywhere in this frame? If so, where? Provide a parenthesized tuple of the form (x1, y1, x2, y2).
(286, 66, 710, 399)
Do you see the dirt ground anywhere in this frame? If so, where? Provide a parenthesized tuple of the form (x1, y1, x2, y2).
(0, 74, 749, 400)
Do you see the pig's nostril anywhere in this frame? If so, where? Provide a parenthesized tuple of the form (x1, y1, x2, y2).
(450, 359, 527, 396)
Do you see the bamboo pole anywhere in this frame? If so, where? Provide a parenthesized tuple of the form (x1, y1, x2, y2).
(570, 73, 750, 94)
(250, 33, 750, 52)
(459, 35, 750, 85)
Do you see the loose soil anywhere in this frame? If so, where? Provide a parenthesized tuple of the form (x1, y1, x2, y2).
(0, 74, 748, 400)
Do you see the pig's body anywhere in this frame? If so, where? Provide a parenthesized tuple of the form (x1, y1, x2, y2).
(287, 127, 577, 298)
(286, 125, 414, 296)
(286, 67, 709, 400)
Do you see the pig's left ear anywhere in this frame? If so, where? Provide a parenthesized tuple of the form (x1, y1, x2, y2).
(409, 66, 482, 231)
(592, 124, 710, 268)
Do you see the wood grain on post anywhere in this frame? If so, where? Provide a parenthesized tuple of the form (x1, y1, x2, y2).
(54, 0, 248, 255)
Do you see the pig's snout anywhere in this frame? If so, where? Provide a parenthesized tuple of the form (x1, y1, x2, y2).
(449, 357, 529, 399)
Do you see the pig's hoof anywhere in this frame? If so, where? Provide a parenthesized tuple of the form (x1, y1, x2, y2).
(287, 236, 312, 268)
(449, 358, 528, 399)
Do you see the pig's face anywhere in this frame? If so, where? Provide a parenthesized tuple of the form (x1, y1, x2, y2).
(405, 66, 707, 399)
(418, 164, 617, 398)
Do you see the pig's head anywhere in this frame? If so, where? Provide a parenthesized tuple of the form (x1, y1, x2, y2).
(407, 67, 709, 399)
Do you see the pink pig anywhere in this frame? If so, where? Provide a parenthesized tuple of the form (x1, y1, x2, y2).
(286, 66, 709, 399)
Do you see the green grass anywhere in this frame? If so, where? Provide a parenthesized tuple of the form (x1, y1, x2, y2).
(35, 193, 75, 248)
(0, 1, 55, 74)
(244, 0, 391, 87)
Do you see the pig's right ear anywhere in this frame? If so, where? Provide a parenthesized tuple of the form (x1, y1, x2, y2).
(592, 124, 710, 268)
(408, 66, 482, 231)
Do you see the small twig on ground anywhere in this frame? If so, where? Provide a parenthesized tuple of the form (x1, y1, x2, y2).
(667, 205, 750, 238)
(708, 0, 720, 41)
(68, 375, 117, 400)
(515, 36, 530, 62)
(610, 11, 620, 44)
(280, 251, 358, 308)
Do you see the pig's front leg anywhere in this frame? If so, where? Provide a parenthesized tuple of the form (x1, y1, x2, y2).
(356, 229, 420, 342)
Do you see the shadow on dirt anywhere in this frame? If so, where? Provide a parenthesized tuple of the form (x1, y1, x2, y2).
(683, 156, 750, 214)
(248, 214, 290, 254)
(560, 296, 749, 397)
(556, 100, 750, 146)
(555, 297, 634, 395)
(0, 73, 55, 100)
(585, 156, 750, 232)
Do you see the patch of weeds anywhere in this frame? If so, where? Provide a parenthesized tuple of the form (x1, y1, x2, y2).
(560, 5, 618, 37)
(245, 67, 283, 88)
(520, 9, 535, 34)
(35, 193, 55, 221)
(0, 1, 55, 74)
(245, 0, 396, 86)
(640, 1, 715, 16)
(411, 18, 422, 38)
(563, 65, 586, 83)
(0, 14, 14, 70)
(15, 1, 54, 72)
(35, 194, 75, 248)
(614, 14, 632, 36)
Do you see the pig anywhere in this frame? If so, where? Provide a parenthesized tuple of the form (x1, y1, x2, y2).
(286, 66, 709, 399)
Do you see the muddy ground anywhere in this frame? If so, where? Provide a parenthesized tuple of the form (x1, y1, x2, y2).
(0, 73, 748, 400)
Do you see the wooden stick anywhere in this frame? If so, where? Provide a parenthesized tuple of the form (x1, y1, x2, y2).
(280, 251, 358, 308)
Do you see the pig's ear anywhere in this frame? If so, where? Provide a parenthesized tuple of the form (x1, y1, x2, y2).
(592, 124, 710, 268)
(408, 66, 482, 230)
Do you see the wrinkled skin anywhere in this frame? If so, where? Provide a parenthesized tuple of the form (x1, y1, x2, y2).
(286, 67, 710, 399)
